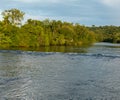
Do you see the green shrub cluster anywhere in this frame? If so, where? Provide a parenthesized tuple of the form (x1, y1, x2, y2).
(89, 25, 120, 43)
(0, 9, 96, 48)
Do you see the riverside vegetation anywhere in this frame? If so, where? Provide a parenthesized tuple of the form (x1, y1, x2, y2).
(0, 9, 120, 48)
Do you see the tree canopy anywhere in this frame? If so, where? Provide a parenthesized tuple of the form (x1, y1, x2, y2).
(0, 8, 119, 49)
(88, 25, 120, 43)
(2, 8, 25, 26)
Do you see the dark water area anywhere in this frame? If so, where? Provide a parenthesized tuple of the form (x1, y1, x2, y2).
(0, 42, 120, 100)
(0, 45, 89, 53)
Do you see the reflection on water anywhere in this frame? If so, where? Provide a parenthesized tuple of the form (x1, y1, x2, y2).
(0, 42, 120, 100)
(0, 45, 89, 53)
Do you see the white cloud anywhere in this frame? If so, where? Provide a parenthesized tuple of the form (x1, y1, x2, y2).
(0, 0, 119, 25)
(13, 0, 62, 3)
(101, 0, 120, 8)
(13, 0, 77, 4)
(13, 0, 39, 3)
(24, 13, 98, 26)
(25, 14, 41, 20)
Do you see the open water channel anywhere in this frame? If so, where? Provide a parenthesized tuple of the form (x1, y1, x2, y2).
(0, 42, 120, 100)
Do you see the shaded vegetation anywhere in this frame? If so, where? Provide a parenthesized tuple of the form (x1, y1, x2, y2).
(88, 25, 120, 43)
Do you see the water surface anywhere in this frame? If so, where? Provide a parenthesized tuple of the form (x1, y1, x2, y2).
(0, 42, 120, 100)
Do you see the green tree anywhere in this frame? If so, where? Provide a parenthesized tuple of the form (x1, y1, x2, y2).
(0, 8, 100, 48)
(2, 8, 25, 26)
(113, 33, 120, 43)
(0, 32, 12, 47)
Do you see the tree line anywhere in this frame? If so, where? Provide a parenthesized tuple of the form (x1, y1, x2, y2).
(0, 8, 119, 48)
(0, 8, 96, 48)
(88, 25, 120, 43)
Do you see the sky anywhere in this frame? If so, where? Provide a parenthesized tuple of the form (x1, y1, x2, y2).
(0, 0, 120, 26)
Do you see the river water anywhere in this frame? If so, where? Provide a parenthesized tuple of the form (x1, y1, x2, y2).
(0, 42, 120, 100)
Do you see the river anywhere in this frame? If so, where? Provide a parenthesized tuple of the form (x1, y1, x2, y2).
(0, 42, 120, 100)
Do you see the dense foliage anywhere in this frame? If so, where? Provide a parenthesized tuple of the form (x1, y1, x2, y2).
(88, 25, 120, 43)
(0, 8, 96, 48)
(0, 9, 120, 48)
